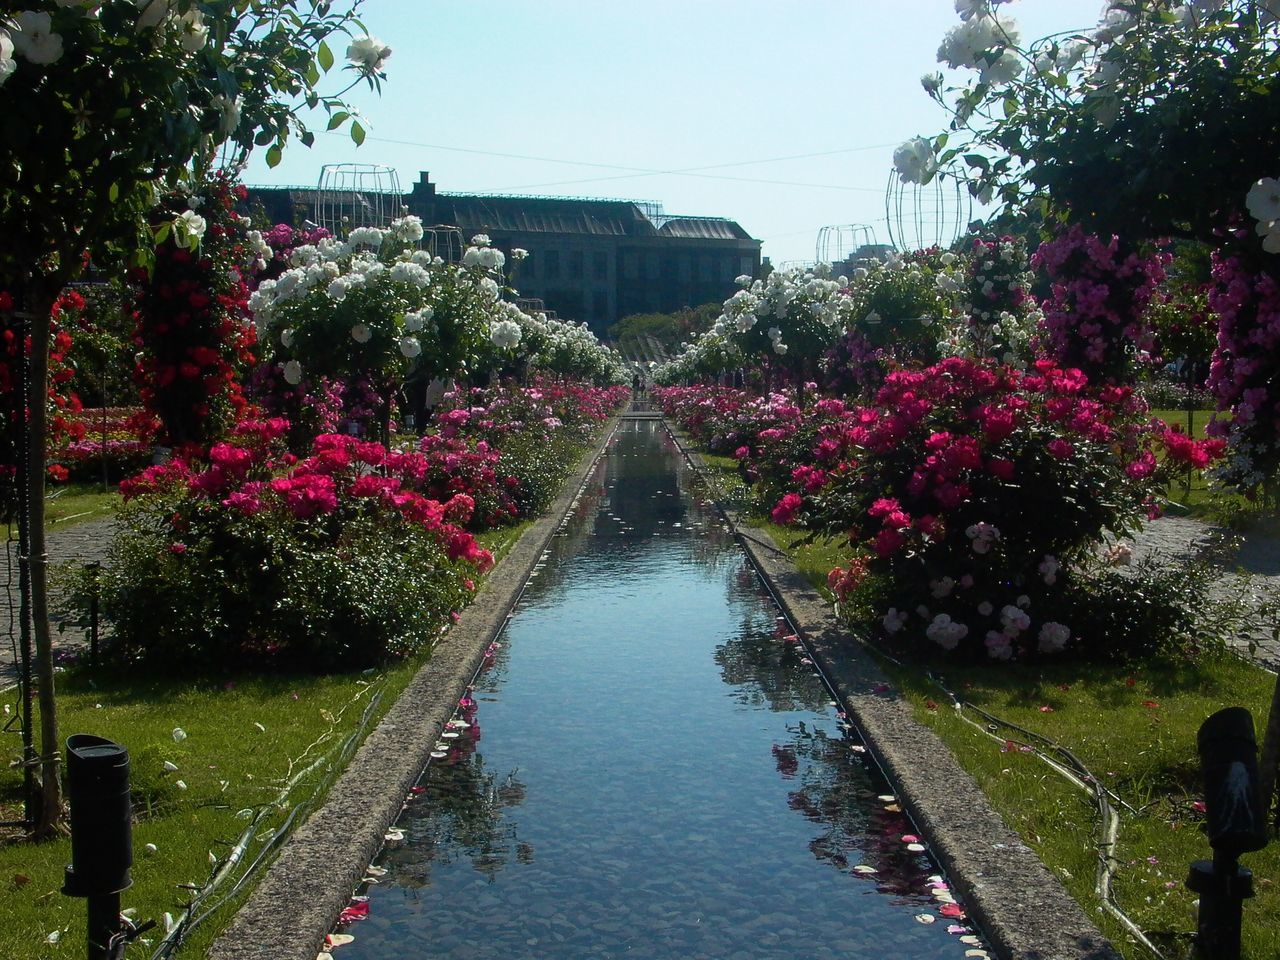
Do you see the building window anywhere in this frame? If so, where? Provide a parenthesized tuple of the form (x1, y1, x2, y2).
(677, 255, 692, 283)
(544, 248, 561, 281)
(623, 252, 639, 280)
(592, 289, 609, 320)
(721, 258, 735, 282)
(739, 257, 755, 278)
(698, 256, 715, 282)
(568, 249, 583, 280)
(593, 251, 609, 281)
(645, 253, 659, 281)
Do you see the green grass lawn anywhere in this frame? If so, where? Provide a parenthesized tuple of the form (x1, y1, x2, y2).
(0, 520, 530, 959)
(43, 482, 121, 529)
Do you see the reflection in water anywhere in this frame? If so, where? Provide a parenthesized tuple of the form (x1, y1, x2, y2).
(342, 420, 985, 960)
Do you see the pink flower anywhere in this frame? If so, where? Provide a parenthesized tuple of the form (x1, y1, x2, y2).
(771, 492, 804, 526)
(1047, 438, 1075, 460)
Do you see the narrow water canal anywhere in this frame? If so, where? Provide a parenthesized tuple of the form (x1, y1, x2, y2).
(343, 418, 983, 959)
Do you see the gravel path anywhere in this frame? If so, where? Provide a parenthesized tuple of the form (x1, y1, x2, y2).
(1, 516, 116, 683)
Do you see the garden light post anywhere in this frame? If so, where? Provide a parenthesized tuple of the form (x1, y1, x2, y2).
(63, 734, 132, 960)
(1186, 707, 1269, 960)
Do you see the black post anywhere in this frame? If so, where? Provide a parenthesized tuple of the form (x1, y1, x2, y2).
(1186, 707, 1268, 960)
(63, 734, 132, 960)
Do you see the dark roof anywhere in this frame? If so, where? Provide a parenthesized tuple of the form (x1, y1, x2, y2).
(656, 217, 753, 241)
(243, 185, 758, 243)
(434, 195, 649, 237)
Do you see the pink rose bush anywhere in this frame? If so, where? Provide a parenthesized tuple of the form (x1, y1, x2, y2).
(108, 416, 492, 670)
(95, 381, 626, 672)
(662, 358, 1191, 662)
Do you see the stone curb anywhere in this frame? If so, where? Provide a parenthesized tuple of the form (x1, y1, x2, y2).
(207, 416, 621, 960)
(669, 428, 1120, 960)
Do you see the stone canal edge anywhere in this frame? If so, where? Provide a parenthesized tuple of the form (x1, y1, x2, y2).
(207, 415, 623, 960)
(668, 427, 1120, 960)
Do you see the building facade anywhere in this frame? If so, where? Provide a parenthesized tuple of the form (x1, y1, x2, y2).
(245, 172, 762, 336)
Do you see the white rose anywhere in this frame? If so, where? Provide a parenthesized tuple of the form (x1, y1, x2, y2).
(350, 324, 372, 344)
(13, 11, 64, 65)
(346, 35, 391, 74)
(282, 360, 303, 385)
(398, 337, 422, 358)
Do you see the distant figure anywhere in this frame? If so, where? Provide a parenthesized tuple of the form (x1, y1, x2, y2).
(632, 371, 643, 395)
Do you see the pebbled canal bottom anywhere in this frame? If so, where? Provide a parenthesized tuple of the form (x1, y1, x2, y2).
(340, 420, 985, 960)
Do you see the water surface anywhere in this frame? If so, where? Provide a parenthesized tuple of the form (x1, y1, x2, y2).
(343, 419, 983, 959)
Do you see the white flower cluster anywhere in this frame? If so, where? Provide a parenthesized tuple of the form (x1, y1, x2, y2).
(965, 521, 1001, 554)
(926, 613, 969, 650)
(1246, 177, 1280, 253)
(490, 318, 522, 350)
(462, 237, 507, 272)
(712, 265, 856, 361)
(937, 6, 1022, 83)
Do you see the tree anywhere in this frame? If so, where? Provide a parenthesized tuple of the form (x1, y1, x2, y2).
(0, 0, 385, 837)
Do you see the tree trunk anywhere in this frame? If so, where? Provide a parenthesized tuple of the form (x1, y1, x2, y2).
(24, 276, 63, 838)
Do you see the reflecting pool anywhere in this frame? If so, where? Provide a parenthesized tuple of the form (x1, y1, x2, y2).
(341, 419, 986, 960)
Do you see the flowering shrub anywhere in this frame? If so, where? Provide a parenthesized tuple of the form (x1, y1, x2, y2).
(802, 359, 1170, 661)
(1032, 227, 1167, 384)
(666, 360, 1178, 662)
(252, 227, 538, 435)
(1205, 252, 1280, 494)
(715, 265, 858, 386)
(949, 235, 1039, 363)
(101, 419, 492, 671)
(431, 380, 629, 517)
(131, 175, 258, 447)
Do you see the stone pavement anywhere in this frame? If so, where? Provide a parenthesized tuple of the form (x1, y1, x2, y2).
(1, 516, 116, 684)
(1128, 515, 1280, 670)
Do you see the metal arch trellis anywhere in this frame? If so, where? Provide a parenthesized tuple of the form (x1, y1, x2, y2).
(314, 163, 404, 237)
(425, 225, 465, 264)
(884, 171, 972, 253)
(815, 224, 880, 267)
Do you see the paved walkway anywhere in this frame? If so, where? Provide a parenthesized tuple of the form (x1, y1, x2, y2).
(1, 517, 116, 683)
(1128, 515, 1280, 670)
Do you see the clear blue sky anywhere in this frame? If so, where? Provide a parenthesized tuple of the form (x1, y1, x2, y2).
(244, 0, 1104, 266)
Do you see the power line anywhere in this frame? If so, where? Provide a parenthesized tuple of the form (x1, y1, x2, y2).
(325, 131, 894, 193)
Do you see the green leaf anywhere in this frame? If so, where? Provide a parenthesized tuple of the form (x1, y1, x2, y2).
(301, 130, 315, 148)
(327, 110, 350, 130)
(108, 183, 119, 203)
(350, 121, 365, 146)
(1003, 95, 1018, 119)
(318, 40, 334, 72)
(266, 145, 283, 168)
(963, 153, 990, 171)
